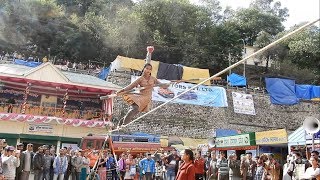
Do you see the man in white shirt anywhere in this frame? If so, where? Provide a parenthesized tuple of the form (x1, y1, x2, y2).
(1, 146, 20, 180)
(303, 157, 320, 179)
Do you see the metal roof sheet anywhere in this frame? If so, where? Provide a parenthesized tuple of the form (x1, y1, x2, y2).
(0, 63, 31, 75)
(62, 71, 121, 89)
(0, 63, 122, 89)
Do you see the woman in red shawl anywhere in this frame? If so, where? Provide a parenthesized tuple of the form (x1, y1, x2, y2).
(176, 149, 196, 180)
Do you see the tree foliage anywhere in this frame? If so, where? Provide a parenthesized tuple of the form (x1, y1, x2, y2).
(281, 25, 320, 79)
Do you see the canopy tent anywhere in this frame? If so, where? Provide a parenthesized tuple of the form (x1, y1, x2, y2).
(110, 55, 159, 77)
(265, 77, 298, 105)
(288, 126, 306, 152)
(181, 66, 211, 85)
(110, 55, 211, 85)
(295, 85, 320, 101)
(295, 85, 312, 100)
(311, 86, 320, 101)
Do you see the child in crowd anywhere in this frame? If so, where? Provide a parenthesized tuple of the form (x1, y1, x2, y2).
(155, 161, 162, 180)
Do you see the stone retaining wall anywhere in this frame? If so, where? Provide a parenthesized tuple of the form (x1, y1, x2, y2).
(107, 71, 320, 138)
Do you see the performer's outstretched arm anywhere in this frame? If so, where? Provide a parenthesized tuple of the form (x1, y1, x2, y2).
(117, 77, 142, 94)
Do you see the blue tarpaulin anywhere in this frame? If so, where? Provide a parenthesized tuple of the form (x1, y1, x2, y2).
(311, 86, 320, 100)
(227, 73, 247, 86)
(265, 78, 298, 105)
(98, 67, 110, 80)
(215, 129, 239, 137)
(295, 84, 312, 100)
(14, 59, 41, 67)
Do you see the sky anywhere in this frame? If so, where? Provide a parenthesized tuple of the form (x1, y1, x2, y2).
(191, 0, 320, 29)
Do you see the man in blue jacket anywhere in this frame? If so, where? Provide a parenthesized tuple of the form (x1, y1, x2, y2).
(105, 153, 117, 180)
(139, 153, 155, 180)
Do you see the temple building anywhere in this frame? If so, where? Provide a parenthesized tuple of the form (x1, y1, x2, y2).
(0, 62, 121, 150)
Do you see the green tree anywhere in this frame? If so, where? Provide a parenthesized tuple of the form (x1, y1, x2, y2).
(226, 0, 287, 46)
(249, 0, 289, 21)
(135, 0, 242, 72)
(229, 7, 284, 46)
(255, 24, 320, 83)
(0, 0, 68, 54)
(284, 25, 320, 82)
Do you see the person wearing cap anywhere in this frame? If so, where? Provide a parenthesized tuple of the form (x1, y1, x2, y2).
(1, 146, 20, 180)
(15, 143, 25, 180)
(21, 143, 34, 180)
(139, 153, 156, 180)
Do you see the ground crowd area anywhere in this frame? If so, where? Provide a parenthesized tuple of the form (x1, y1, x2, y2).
(2, 139, 320, 180)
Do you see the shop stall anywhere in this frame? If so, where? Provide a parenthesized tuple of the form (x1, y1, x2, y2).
(255, 129, 288, 164)
(212, 132, 256, 157)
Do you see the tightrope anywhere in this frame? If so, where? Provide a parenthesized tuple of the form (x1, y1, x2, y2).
(109, 19, 320, 133)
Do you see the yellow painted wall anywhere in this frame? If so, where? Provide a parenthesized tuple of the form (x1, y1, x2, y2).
(26, 64, 68, 83)
(61, 125, 108, 138)
(0, 121, 24, 133)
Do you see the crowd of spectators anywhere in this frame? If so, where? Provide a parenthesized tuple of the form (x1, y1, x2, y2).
(0, 51, 104, 76)
(0, 139, 91, 180)
(3, 137, 320, 180)
(0, 51, 43, 62)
